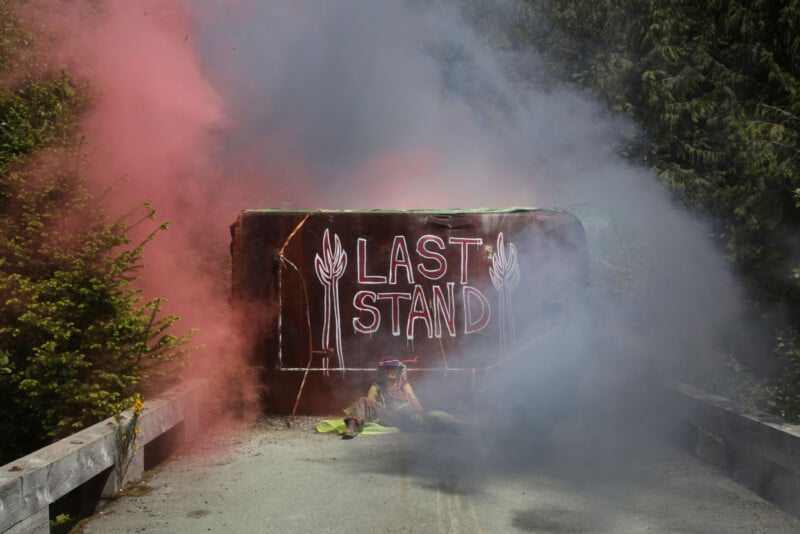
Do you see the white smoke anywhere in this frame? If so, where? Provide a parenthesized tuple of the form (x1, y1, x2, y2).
(189, 0, 766, 471)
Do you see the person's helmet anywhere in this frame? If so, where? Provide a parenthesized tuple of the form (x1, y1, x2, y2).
(377, 357, 405, 371)
(377, 358, 407, 383)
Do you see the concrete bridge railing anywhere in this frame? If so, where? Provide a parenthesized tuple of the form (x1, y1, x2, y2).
(0, 378, 209, 534)
(665, 382, 800, 518)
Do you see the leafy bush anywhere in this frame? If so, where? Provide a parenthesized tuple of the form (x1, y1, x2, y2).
(0, 72, 78, 173)
(0, 9, 193, 463)
(0, 153, 193, 461)
(771, 330, 800, 422)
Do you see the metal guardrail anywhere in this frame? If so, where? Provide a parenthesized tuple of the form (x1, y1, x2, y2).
(666, 382, 800, 518)
(0, 379, 209, 533)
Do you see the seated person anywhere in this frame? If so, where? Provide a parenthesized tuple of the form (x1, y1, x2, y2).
(342, 357, 421, 439)
(342, 357, 458, 439)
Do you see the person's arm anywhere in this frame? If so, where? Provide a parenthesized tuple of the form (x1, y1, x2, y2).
(366, 383, 380, 402)
(404, 383, 423, 412)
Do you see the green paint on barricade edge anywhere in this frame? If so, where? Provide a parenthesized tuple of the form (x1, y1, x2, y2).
(242, 206, 564, 215)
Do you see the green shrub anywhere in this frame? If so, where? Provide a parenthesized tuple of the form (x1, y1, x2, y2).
(770, 330, 800, 422)
(0, 8, 192, 462)
(0, 162, 193, 461)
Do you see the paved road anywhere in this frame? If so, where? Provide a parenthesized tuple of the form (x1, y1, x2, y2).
(75, 415, 799, 534)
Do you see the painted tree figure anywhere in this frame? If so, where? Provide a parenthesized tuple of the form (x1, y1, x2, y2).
(314, 229, 348, 371)
(490, 233, 520, 352)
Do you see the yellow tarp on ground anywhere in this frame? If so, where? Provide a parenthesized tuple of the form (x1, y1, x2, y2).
(316, 419, 400, 435)
(316, 411, 461, 435)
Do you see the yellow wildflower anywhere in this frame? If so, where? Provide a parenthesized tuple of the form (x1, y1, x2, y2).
(131, 394, 144, 415)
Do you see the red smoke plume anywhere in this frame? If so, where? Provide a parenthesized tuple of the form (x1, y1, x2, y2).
(18, 0, 530, 414)
(21, 1, 270, 398)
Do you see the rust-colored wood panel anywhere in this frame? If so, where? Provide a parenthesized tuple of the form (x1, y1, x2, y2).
(230, 208, 587, 413)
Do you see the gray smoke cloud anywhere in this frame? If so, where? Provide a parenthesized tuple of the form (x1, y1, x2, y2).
(192, 0, 756, 367)
(190, 0, 766, 480)
(194, 1, 632, 208)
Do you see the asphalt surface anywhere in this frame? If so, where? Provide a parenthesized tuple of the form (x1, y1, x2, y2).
(74, 415, 800, 534)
